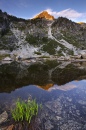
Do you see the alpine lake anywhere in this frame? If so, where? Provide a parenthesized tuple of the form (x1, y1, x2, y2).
(0, 59, 86, 130)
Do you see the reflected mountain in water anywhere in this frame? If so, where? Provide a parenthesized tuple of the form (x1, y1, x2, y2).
(49, 82, 77, 91)
(37, 83, 54, 90)
(0, 61, 86, 93)
(52, 63, 86, 85)
(0, 62, 49, 92)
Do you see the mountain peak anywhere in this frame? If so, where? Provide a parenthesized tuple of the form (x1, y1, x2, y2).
(33, 11, 54, 20)
(78, 22, 85, 24)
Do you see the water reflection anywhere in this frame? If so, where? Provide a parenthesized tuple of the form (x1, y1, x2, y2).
(0, 61, 86, 93)
(0, 61, 86, 129)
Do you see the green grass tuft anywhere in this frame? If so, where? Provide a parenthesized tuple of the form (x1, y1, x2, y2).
(11, 99, 41, 123)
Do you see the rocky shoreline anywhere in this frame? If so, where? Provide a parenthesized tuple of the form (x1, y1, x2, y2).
(1, 54, 86, 64)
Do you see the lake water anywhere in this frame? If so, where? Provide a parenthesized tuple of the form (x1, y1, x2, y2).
(0, 60, 86, 130)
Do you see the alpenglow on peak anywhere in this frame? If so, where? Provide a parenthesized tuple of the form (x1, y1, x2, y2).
(33, 11, 54, 20)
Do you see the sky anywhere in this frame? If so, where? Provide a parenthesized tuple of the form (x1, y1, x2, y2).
(0, 0, 86, 22)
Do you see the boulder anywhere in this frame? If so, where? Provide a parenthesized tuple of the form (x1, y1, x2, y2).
(79, 50, 86, 59)
(3, 57, 12, 61)
(81, 54, 86, 59)
(64, 56, 71, 60)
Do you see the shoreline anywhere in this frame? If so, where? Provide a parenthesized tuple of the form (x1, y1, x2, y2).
(1, 58, 86, 63)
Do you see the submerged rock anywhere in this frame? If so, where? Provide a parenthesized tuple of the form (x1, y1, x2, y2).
(0, 124, 14, 130)
(0, 111, 8, 124)
(7, 124, 14, 130)
(44, 120, 54, 130)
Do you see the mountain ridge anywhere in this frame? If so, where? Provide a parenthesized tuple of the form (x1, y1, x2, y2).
(0, 9, 86, 58)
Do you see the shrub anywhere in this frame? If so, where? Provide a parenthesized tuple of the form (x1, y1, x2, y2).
(34, 51, 41, 55)
(42, 40, 58, 55)
(11, 99, 41, 124)
(26, 35, 40, 45)
(39, 56, 50, 58)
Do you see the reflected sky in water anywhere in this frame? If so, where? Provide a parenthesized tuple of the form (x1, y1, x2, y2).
(0, 79, 86, 108)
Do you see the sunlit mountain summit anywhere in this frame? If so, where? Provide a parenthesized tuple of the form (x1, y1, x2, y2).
(33, 11, 54, 20)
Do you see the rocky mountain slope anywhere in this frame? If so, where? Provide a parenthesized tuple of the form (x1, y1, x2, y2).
(0, 9, 86, 58)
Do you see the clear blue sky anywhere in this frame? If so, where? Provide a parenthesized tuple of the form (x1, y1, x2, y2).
(0, 0, 86, 22)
